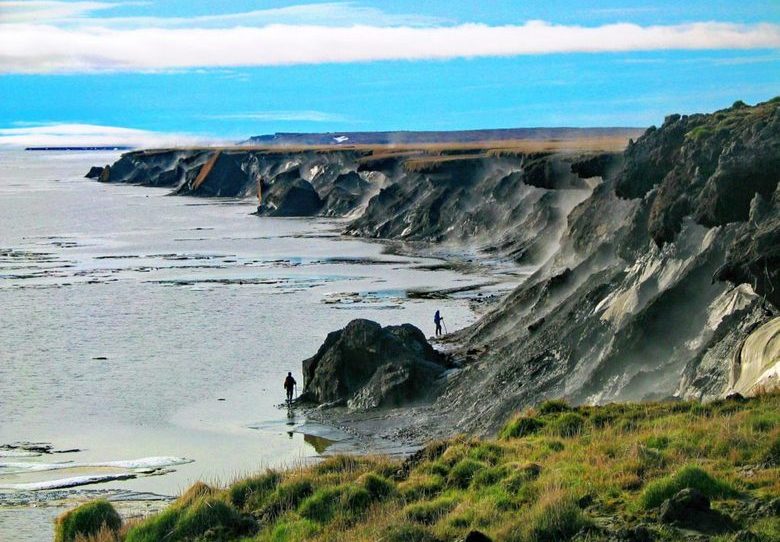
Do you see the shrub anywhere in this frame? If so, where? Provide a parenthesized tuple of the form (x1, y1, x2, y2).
(550, 413, 585, 438)
(501, 416, 544, 439)
(448, 459, 486, 488)
(404, 496, 458, 524)
(383, 523, 439, 542)
(229, 471, 280, 509)
(359, 472, 396, 500)
(55, 500, 121, 542)
(640, 465, 737, 509)
(538, 399, 572, 414)
(522, 491, 588, 542)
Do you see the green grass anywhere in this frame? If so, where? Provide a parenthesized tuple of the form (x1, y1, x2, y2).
(64, 392, 780, 542)
(228, 470, 280, 509)
(500, 416, 544, 439)
(515, 491, 589, 542)
(55, 499, 121, 542)
(404, 495, 459, 523)
(639, 465, 737, 509)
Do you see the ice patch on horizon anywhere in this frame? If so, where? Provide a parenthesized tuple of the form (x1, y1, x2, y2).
(0, 456, 192, 474)
(0, 473, 138, 491)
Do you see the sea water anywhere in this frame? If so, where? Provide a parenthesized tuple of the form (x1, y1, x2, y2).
(0, 150, 485, 540)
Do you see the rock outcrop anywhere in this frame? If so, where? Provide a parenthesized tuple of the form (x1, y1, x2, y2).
(301, 319, 448, 410)
(85, 166, 105, 179)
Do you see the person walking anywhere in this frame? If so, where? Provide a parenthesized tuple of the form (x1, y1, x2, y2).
(434, 309, 443, 337)
(284, 372, 297, 404)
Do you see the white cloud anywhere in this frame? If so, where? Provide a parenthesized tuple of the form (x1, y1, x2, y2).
(0, 1, 129, 22)
(0, 20, 778, 74)
(205, 111, 350, 122)
(59, 2, 448, 28)
(0, 123, 214, 148)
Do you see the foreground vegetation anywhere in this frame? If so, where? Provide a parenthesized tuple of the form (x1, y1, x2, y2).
(57, 393, 780, 541)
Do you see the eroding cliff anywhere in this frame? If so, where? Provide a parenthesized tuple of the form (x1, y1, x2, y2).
(90, 99, 779, 435)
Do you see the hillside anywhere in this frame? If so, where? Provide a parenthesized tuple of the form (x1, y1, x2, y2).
(56, 393, 780, 541)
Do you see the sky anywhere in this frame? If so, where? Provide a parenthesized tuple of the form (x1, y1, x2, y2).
(0, 1, 779, 146)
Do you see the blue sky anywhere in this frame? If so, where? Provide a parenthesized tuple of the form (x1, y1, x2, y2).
(0, 1, 778, 145)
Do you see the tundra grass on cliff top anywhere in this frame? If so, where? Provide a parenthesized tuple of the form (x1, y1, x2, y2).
(59, 393, 780, 541)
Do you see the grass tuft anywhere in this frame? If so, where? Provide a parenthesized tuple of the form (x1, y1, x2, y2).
(500, 416, 544, 439)
(448, 459, 486, 488)
(549, 412, 585, 438)
(639, 465, 737, 509)
(359, 472, 396, 500)
(383, 523, 440, 542)
(228, 470, 280, 510)
(537, 399, 572, 414)
(404, 495, 458, 524)
(521, 491, 589, 542)
(55, 500, 121, 542)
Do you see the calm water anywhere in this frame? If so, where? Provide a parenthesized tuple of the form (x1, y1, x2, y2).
(0, 150, 484, 540)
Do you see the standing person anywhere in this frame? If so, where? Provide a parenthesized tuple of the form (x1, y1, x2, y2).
(434, 310, 443, 337)
(284, 372, 297, 404)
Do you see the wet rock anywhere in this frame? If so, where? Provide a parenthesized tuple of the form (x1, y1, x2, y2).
(301, 319, 447, 409)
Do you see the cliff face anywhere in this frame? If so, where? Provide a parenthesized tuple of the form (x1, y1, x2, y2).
(91, 99, 779, 434)
(434, 98, 779, 434)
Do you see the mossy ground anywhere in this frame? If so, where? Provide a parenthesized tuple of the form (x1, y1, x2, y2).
(63, 393, 780, 541)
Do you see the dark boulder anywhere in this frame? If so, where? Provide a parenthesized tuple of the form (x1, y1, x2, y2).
(659, 488, 736, 533)
(257, 169, 323, 217)
(463, 531, 492, 542)
(301, 319, 448, 409)
(85, 166, 106, 179)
